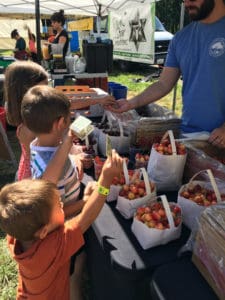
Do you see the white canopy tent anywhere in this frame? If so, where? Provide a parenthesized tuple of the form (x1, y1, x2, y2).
(0, 0, 158, 16)
(0, 0, 185, 111)
(0, 0, 160, 61)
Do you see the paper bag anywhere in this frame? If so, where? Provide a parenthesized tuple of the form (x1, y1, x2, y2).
(131, 195, 182, 249)
(116, 168, 156, 219)
(177, 169, 223, 231)
(147, 130, 187, 191)
(98, 112, 131, 156)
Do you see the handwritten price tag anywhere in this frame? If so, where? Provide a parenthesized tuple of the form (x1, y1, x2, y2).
(106, 134, 112, 157)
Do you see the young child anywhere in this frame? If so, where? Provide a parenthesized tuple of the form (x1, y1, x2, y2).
(0, 150, 123, 299)
(4, 61, 49, 180)
(21, 85, 84, 218)
(4, 61, 82, 184)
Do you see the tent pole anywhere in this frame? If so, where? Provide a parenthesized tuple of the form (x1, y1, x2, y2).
(97, 4, 102, 37)
(172, 2, 185, 112)
(35, 0, 42, 64)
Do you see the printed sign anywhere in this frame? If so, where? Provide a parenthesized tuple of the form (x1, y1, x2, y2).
(68, 17, 93, 31)
(109, 2, 155, 64)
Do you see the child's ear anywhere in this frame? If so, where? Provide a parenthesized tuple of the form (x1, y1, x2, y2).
(34, 225, 49, 240)
(53, 116, 65, 131)
(58, 116, 67, 130)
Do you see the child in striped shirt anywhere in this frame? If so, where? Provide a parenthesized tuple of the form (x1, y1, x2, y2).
(21, 84, 84, 219)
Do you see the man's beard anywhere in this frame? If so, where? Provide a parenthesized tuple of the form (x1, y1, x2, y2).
(187, 0, 215, 21)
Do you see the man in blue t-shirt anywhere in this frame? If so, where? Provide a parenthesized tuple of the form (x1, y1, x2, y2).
(109, 0, 225, 148)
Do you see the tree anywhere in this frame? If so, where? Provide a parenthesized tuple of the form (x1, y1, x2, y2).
(156, 0, 190, 33)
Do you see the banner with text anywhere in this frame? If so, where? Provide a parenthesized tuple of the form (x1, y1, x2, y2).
(109, 3, 155, 64)
(68, 17, 93, 32)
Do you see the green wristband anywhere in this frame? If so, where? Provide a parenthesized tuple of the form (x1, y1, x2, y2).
(97, 184, 110, 196)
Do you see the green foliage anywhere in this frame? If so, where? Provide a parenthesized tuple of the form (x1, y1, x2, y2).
(156, 0, 190, 33)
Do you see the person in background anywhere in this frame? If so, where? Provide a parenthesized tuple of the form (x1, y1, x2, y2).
(10, 29, 28, 60)
(25, 25, 38, 62)
(108, 0, 225, 148)
(50, 9, 69, 58)
(0, 150, 123, 299)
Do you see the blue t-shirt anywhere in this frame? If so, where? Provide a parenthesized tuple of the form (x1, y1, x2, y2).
(165, 16, 225, 133)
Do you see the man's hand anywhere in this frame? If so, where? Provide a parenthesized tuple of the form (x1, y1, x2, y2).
(106, 99, 131, 113)
(208, 125, 225, 148)
(100, 95, 117, 108)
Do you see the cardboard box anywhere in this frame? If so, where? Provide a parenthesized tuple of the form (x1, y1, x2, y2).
(192, 254, 225, 300)
(192, 205, 225, 300)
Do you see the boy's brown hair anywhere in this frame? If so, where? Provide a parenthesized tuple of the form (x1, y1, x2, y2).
(0, 179, 57, 241)
(4, 61, 48, 126)
(21, 85, 71, 134)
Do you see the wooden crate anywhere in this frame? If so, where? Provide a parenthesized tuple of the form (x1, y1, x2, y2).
(134, 103, 181, 149)
(55, 85, 97, 98)
(135, 118, 180, 149)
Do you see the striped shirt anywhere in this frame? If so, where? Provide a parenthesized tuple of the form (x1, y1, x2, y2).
(30, 140, 80, 205)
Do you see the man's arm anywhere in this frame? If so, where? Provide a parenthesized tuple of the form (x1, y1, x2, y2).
(108, 66, 180, 113)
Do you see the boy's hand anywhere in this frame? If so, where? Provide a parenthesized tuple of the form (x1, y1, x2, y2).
(98, 149, 123, 188)
(83, 181, 97, 202)
(17, 123, 35, 151)
(73, 153, 84, 180)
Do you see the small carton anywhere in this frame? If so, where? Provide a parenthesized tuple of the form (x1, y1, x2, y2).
(70, 116, 94, 140)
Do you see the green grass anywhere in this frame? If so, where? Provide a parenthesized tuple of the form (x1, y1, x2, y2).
(0, 232, 17, 299)
(109, 67, 183, 117)
(0, 66, 183, 298)
(0, 50, 14, 57)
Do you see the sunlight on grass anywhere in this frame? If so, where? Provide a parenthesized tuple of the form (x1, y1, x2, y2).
(109, 71, 183, 118)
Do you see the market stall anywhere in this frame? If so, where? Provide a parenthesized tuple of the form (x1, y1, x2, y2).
(75, 105, 223, 300)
